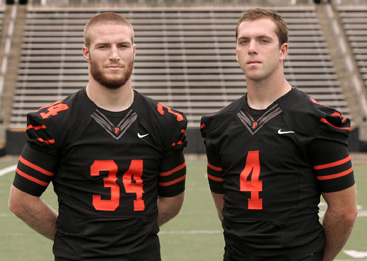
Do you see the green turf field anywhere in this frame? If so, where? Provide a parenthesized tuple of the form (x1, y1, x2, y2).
(0, 158, 366, 260)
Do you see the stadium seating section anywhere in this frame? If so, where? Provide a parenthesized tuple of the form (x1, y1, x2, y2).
(0, 2, 366, 153)
(11, 5, 353, 128)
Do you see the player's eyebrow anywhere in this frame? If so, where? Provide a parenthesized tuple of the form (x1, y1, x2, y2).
(238, 34, 272, 40)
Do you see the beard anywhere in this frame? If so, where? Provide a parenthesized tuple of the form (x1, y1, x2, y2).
(89, 56, 134, 90)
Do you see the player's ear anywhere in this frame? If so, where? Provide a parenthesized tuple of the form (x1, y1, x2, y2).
(279, 42, 288, 61)
(83, 46, 90, 62)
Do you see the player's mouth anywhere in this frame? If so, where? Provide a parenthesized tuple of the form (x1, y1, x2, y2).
(247, 60, 261, 65)
(106, 64, 123, 70)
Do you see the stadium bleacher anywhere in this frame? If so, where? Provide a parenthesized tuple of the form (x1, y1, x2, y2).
(10, 5, 350, 130)
(0, 1, 366, 153)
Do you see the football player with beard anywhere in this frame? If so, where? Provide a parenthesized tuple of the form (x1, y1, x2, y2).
(9, 12, 187, 261)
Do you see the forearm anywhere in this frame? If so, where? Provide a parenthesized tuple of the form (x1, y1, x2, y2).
(321, 185, 358, 261)
(21, 199, 57, 240)
(157, 192, 184, 227)
(322, 208, 356, 261)
(9, 186, 58, 240)
(211, 192, 224, 222)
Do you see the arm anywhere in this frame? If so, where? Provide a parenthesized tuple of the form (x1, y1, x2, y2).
(211, 192, 224, 222)
(321, 184, 358, 261)
(157, 191, 184, 227)
(8, 185, 58, 240)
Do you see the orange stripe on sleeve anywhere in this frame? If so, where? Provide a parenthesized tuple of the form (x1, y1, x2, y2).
(313, 155, 351, 170)
(16, 168, 49, 187)
(159, 162, 186, 177)
(26, 125, 47, 131)
(207, 174, 224, 182)
(316, 166, 353, 181)
(159, 175, 186, 186)
(208, 163, 222, 172)
(19, 156, 54, 177)
(320, 118, 350, 131)
(37, 138, 55, 144)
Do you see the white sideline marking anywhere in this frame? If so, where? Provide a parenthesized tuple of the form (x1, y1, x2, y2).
(344, 250, 367, 258)
(160, 230, 222, 235)
(0, 164, 16, 177)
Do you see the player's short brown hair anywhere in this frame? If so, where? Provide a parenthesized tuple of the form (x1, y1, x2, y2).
(84, 12, 134, 47)
(236, 8, 288, 47)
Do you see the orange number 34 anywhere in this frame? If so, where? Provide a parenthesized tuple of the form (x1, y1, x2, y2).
(240, 151, 263, 210)
(91, 160, 145, 212)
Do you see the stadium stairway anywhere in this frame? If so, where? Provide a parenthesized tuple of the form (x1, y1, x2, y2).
(338, 5, 367, 91)
(314, 3, 367, 142)
(0, 4, 27, 155)
(0, 5, 6, 154)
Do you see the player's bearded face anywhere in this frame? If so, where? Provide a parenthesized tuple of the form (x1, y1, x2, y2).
(89, 52, 134, 90)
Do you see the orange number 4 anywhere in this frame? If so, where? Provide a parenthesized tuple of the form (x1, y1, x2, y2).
(39, 101, 69, 119)
(240, 151, 263, 210)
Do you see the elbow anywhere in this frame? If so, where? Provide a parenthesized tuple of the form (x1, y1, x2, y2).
(171, 197, 184, 217)
(8, 196, 24, 218)
(8, 186, 29, 219)
(346, 207, 358, 225)
(324, 205, 358, 228)
(335, 207, 358, 228)
(171, 207, 181, 219)
(218, 213, 224, 222)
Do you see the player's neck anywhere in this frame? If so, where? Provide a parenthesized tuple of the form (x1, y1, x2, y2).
(86, 80, 134, 112)
(246, 78, 291, 110)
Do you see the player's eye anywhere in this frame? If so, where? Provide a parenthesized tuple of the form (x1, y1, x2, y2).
(238, 39, 249, 45)
(259, 38, 271, 44)
(118, 43, 130, 48)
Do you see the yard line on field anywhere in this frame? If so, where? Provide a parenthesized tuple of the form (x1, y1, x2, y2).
(0, 213, 14, 217)
(160, 230, 222, 235)
(0, 233, 25, 236)
(0, 164, 16, 177)
(357, 211, 367, 217)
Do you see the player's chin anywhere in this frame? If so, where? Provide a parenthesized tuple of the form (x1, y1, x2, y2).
(104, 78, 129, 89)
(245, 73, 265, 82)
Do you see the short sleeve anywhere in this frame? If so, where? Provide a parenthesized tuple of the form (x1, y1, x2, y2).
(12, 108, 62, 196)
(25, 106, 63, 155)
(201, 117, 225, 194)
(308, 138, 355, 193)
(157, 108, 187, 197)
(312, 98, 351, 145)
(13, 143, 59, 196)
(158, 151, 186, 197)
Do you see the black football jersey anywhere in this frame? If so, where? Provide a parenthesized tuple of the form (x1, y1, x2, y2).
(13, 89, 187, 260)
(200, 88, 354, 260)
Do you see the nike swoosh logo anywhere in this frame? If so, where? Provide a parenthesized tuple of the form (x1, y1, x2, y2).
(137, 133, 150, 138)
(278, 129, 295, 135)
